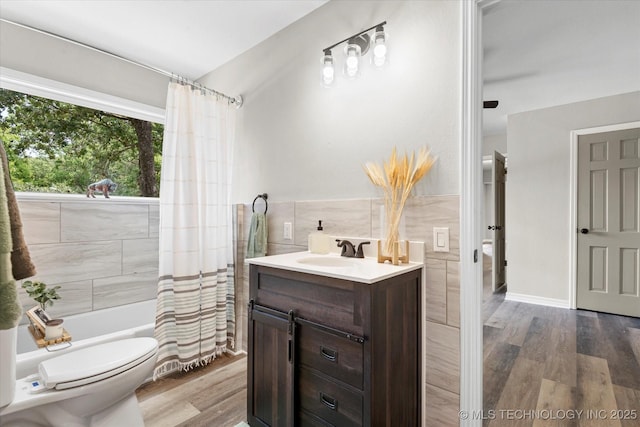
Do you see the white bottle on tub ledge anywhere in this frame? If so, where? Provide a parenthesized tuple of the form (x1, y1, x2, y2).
(308, 220, 330, 254)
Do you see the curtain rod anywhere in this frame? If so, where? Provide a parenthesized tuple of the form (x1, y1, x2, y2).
(1, 18, 243, 107)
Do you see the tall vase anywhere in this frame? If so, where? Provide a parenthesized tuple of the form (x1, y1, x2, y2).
(0, 326, 17, 407)
(378, 205, 409, 265)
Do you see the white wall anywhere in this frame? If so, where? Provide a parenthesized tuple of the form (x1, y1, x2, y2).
(482, 133, 506, 157)
(506, 91, 640, 303)
(199, 0, 462, 203)
(0, 20, 168, 109)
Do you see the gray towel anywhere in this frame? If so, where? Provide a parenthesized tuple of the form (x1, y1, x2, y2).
(0, 143, 36, 280)
(246, 212, 267, 258)
(0, 149, 22, 330)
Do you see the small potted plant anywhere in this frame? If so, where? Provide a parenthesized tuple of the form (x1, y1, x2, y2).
(22, 280, 62, 311)
(22, 281, 64, 341)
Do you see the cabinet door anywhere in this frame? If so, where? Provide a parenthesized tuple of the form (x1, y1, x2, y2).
(248, 305, 294, 427)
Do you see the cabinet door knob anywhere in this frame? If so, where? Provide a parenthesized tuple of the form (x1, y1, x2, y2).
(320, 346, 337, 362)
(320, 392, 337, 411)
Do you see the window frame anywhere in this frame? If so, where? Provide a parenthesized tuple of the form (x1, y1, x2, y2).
(0, 66, 165, 125)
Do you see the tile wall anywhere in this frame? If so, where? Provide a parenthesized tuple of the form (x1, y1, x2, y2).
(14, 193, 159, 323)
(237, 195, 461, 426)
(15, 192, 461, 423)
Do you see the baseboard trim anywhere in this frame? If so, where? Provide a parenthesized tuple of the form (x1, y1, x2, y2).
(505, 292, 571, 309)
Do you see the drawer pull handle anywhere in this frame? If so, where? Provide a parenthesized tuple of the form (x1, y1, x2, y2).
(320, 346, 337, 362)
(320, 392, 337, 411)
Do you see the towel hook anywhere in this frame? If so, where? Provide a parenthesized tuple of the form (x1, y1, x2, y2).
(252, 193, 268, 214)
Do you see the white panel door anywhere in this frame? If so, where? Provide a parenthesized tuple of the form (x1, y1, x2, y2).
(577, 128, 640, 317)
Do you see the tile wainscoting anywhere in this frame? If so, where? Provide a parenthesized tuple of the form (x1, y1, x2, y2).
(15, 193, 160, 323)
(237, 194, 461, 426)
(16, 192, 461, 424)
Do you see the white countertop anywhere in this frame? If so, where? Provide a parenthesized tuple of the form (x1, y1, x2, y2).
(246, 251, 423, 284)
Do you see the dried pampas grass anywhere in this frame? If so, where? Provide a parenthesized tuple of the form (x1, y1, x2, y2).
(364, 147, 436, 255)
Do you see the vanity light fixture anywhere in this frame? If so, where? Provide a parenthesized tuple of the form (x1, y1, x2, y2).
(321, 21, 387, 85)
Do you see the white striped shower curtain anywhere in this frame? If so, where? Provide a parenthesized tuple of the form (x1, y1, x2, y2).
(154, 82, 236, 378)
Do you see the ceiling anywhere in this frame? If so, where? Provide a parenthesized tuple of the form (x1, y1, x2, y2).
(0, 0, 328, 80)
(1, 1, 638, 136)
(482, 0, 640, 135)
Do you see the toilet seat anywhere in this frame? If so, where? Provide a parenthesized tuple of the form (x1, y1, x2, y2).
(39, 337, 158, 390)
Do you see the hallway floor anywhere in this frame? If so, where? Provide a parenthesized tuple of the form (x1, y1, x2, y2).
(483, 254, 640, 427)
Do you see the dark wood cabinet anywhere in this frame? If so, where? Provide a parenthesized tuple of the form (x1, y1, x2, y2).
(247, 305, 294, 426)
(247, 263, 421, 427)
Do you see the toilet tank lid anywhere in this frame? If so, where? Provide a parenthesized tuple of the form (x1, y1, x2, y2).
(39, 337, 158, 387)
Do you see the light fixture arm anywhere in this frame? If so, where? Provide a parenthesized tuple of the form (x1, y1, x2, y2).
(323, 21, 387, 53)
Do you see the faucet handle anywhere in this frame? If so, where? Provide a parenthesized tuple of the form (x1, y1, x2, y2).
(336, 239, 356, 257)
(355, 241, 371, 258)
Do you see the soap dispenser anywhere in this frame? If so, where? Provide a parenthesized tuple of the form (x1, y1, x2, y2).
(308, 220, 330, 254)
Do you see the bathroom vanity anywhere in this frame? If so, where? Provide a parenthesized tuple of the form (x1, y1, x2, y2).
(246, 252, 422, 427)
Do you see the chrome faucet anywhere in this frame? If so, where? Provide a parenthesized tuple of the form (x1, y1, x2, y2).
(336, 240, 356, 257)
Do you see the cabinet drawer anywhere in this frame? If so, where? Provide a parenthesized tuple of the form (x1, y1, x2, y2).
(252, 266, 363, 333)
(298, 368, 363, 427)
(299, 410, 334, 427)
(298, 322, 363, 390)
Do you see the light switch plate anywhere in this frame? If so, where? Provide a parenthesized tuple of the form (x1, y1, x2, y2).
(283, 222, 293, 240)
(433, 227, 450, 252)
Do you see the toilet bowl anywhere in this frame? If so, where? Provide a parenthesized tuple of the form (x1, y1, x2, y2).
(0, 337, 158, 427)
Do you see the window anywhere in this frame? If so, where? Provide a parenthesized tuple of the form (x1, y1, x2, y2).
(0, 69, 164, 197)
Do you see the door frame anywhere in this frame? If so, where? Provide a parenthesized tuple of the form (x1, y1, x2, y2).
(459, 1, 488, 425)
(568, 120, 640, 309)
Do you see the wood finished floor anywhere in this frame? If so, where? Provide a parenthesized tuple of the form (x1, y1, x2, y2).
(136, 352, 247, 427)
(482, 253, 640, 427)
(134, 255, 639, 427)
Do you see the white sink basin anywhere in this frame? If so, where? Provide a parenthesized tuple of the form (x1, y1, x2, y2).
(296, 256, 356, 268)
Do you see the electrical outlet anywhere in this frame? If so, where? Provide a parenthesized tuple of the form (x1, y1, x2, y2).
(283, 222, 293, 240)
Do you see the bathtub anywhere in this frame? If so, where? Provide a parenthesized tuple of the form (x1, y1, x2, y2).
(15, 299, 156, 378)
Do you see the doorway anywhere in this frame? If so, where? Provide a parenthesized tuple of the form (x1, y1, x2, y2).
(483, 151, 507, 296)
(467, 1, 640, 424)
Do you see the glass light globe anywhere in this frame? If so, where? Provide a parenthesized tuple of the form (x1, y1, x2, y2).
(374, 43, 387, 58)
(372, 28, 387, 67)
(344, 44, 361, 78)
(321, 52, 335, 86)
(322, 64, 334, 85)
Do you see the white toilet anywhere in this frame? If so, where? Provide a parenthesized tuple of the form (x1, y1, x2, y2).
(0, 337, 158, 427)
